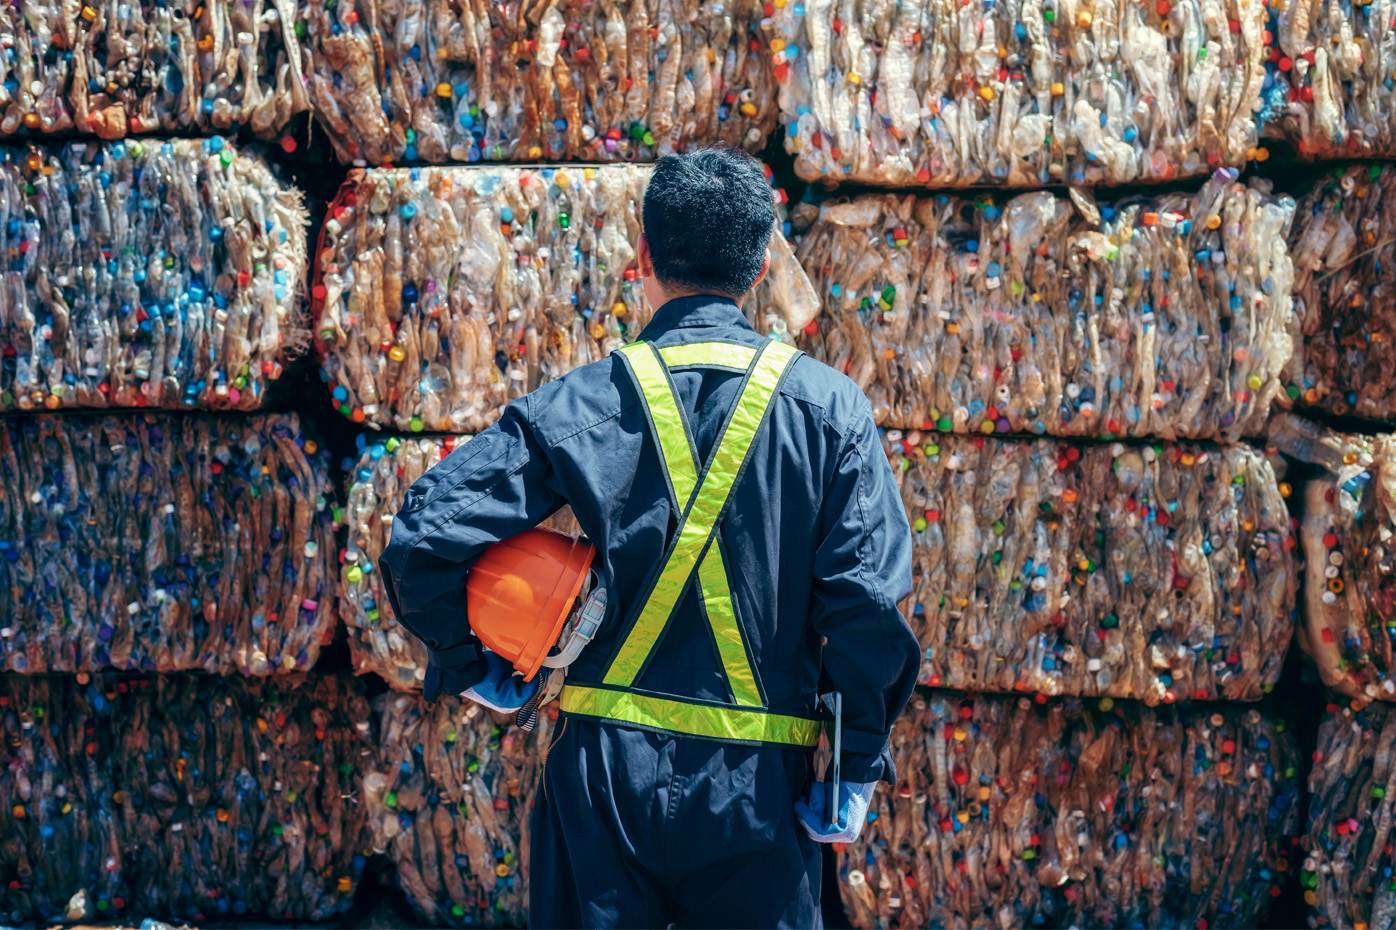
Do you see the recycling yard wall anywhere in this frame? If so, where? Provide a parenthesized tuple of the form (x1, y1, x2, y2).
(5, 0, 1396, 925)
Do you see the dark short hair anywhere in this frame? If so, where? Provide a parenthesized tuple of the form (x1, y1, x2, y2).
(642, 147, 776, 298)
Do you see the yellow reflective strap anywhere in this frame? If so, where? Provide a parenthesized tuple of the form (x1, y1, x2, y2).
(698, 547, 762, 706)
(605, 340, 799, 688)
(658, 342, 758, 371)
(616, 342, 698, 509)
(560, 685, 821, 748)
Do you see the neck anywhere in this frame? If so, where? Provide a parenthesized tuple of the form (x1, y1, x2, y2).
(655, 288, 743, 309)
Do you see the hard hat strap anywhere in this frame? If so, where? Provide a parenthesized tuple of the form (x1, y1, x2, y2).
(542, 572, 607, 670)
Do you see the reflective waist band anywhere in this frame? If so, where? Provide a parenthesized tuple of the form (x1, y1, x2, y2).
(559, 685, 822, 749)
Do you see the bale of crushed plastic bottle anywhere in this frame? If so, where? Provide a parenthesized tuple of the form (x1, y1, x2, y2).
(772, 0, 1267, 188)
(1268, 413, 1396, 702)
(1304, 697, 1396, 929)
(296, 0, 777, 165)
(0, 0, 307, 140)
(836, 692, 1301, 929)
(1284, 164, 1396, 422)
(340, 434, 578, 689)
(0, 413, 338, 675)
(1264, 1, 1396, 160)
(69, 923, 196, 930)
(883, 432, 1297, 703)
(0, 139, 309, 413)
(793, 170, 1296, 441)
(312, 164, 817, 432)
(0, 673, 375, 925)
(362, 691, 549, 926)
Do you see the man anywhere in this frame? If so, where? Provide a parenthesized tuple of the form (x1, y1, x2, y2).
(379, 146, 918, 928)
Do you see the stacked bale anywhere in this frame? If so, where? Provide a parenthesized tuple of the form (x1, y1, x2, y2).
(1285, 164, 1396, 423)
(1267, 409, 1396, 927)
(770, 0, 1268, 187)
(1269, 414, 1396, 702)
(881, 433, 1296, 704)
(0, 139, 308, 412)
(836, 692, 1302, 929)
(1264, 1, 1396, 160)
(1305, 698, 1396, 930)
(0, 0, 307, 140)
(312, 164, 816, 432)
(295, 0, 780, 165)
(0, 673, 375, 925)
(792, 171, 1296, 439)
(0, 413, 337, 675)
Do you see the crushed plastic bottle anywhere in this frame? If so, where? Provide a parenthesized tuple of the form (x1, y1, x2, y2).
(793, 170, 1296, 440)
(837, 693, 1301, 929)
(884, 432, 1296, 702)
(297, 0, 778, 165)
(0, 413, 337, 675)
(0, 139, 309, 413)
(313, 165, 817, 431)
(1269, 413, 1396, 702)
(364, 691, 548, 925)
(1304, 698, 1396, 929)
(774, 0, 1268, 187)
(1283, 164, 1396, 422)
(0, 673, 374, 925)
(340, 435, 578, 688)
(0, 0, 307, 139)
(1265, 2, 1395, 160)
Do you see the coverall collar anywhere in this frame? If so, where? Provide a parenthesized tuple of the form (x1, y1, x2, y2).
(638, 294, 758, 341)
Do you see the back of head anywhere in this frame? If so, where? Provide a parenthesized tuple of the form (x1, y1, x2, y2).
(642, 146, 777, 300)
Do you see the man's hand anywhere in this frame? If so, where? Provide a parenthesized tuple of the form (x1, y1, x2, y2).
(793, 781, 878, 844)
(462, 650, 539, 713)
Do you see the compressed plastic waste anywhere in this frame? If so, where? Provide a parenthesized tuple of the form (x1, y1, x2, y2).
(883, 432, 1297, 702)
(1265, 3, 1396, 160)
(68, 923, 196, 930)
(773, 0, 1268, 188)
(362, 691, 550, 926)
(297, 0, 777, 165)
(1268, 413, 1396, 702)
(313, 164, 817, 431)
(341, 434, 578, 690)
(836, 692, 1301, 929)
(1284, 164, 1396, 422)
(793, 170, 1296, 440)
(0, 139, 309, 413)
(1305, 697, 1396, 929)
(0, 413, 338, 675)
(0, 673, 375, 925)
(0, 0, 307, 140)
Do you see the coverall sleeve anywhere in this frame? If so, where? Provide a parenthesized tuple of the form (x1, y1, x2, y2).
(378, 395, 563, 701)
(811, 402, 918, 785)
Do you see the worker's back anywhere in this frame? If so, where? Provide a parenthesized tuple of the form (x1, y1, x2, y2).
(526, 296, 881, 719)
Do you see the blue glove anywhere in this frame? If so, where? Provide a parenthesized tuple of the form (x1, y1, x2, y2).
(462, 650, 538, 713)
(794, 781, 878, 844)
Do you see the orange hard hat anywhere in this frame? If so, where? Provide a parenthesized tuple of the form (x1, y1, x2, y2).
(467, 527, 596, 681)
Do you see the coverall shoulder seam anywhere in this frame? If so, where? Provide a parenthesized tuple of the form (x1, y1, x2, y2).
(538, 399, 636, 450)
(777, 382, 831, 412)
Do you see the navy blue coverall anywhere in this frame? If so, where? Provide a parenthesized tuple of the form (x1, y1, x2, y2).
(379, 296, 918, 928)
